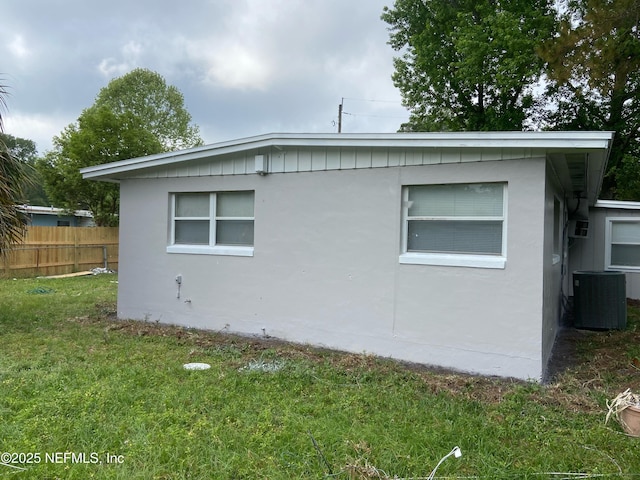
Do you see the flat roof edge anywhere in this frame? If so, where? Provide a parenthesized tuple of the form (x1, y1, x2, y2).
(595, 200, 640, 210)
(81, 131, 615, 180)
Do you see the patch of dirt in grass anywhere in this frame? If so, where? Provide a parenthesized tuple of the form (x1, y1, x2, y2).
(548, 317, 640, 389)
(94, 302, 117, 318)
(543, 300, 640, 413)
(416, 370, 518, 404)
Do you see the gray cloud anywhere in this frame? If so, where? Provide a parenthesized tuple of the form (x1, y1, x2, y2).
(2, 0, 408, 153)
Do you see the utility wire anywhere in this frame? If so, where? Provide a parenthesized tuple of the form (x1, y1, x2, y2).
(342, 96, 404, 104)
(343, 111, 408, 119)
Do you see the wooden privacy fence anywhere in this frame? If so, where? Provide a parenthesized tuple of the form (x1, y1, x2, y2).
(1, 227, 119, 278)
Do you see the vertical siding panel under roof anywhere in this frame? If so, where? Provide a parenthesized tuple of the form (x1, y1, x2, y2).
(405, 148, 423, 166)
(210, 159, 222, 175)
(312, 150, 327, 171)
(233, 155, 247, 174)
(387, 149, 403, 167)
(284, 150, 298, 172)
(355, 148, 372, 169)
(341, 149, 356, 169)
(441, 149, 462, 164)
(479, 148, 504, 162)
(222, 157, 235, 175)
(422, 148, 441, 165)
(371, 149, 388, 168)
(271, 153, 285, 173)
(298, 150, 312, 171)
(326, 149, 341, 170)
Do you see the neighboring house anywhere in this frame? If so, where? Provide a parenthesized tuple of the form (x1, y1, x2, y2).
(569, 200, 640, 300)
(81, 132, 614, 381)
(17, 205, 95, 227)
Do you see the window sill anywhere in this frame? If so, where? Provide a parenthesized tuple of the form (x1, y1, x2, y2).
(399, 252, 506, 269)
(166, 245, 254, 257)
(606, 265, 638, 272)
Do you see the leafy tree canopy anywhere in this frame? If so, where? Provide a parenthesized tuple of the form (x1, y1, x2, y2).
(539, 0, 640, 198)
(94, 68, 203, 151)
(38, 107, 164, 226)
(1, 133, 37, 163)
(383, 0, 640, 200)
(382, 0, 556, 131)
(39, 69, 203, 225)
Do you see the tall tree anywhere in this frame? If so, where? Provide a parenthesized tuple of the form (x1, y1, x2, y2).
(93, 68, 203, 151)
(39, 69, 203, 225)
(0, 81, 29, 254)
(540, 0, 640, 199)
(38, 107, 163, 226)
(382, 0, 556, 131)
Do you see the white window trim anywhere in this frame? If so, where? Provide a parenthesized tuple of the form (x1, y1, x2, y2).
(166, 244, 254, 256)
(399, 183, 507, 269)
(167, 192, 255, 257)
(399, 252, 506, 269)
(605, 217, 640, 271)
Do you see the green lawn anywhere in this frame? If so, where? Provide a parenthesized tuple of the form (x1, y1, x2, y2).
(0, 275, 639, 479)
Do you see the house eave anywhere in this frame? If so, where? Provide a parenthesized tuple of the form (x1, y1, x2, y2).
(81, 131, 615, 182)
(595, 200, 640, 210)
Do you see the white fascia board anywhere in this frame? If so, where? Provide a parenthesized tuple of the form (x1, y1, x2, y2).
(81, 131, 615, 181)
(244, 131, 614, 150)
(265, 131, 615, 149)
(595, 200, 640, 210)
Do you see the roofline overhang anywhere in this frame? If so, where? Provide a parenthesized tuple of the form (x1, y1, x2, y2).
(595, 199, 640, 210)
(81, 131, 615, 182)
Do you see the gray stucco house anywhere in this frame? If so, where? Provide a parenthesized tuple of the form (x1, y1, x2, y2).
(82, 131, 614, 381)
(570, 199, 640, 300)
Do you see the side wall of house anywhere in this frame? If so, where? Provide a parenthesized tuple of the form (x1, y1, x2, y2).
(569, 206, 640, 299)
(117, 157, 547, 379)
(541, 165, 567, 377)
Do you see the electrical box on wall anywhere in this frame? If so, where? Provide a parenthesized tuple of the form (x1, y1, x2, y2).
(568, 219, 589, 238)
(255, 154, 268, 175)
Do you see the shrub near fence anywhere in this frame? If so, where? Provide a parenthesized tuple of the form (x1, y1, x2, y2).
(1, 226, 119, 278)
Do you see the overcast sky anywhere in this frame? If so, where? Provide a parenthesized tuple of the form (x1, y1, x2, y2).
(2, 0, 409, 154)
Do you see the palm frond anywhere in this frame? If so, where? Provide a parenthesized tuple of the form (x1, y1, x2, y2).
(0, 77, 28, 257)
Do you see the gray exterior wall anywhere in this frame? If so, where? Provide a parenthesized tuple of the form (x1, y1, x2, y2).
(117, 156, 549, 380)
(541, 165, 566, 375)
(569, 205, 640, 299)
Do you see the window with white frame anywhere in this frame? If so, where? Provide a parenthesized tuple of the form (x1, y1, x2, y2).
(167, 191, 254, 256)
(400, 183, 507, 268)
(606, 218, 640, 270)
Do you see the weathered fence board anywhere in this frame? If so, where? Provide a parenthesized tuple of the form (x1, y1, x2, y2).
(1, 227, 119, 278)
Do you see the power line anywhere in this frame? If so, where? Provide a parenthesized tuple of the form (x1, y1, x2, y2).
(337, 97, 408, 133)
(343, 111, 408, 119)
(342, 96, 403, 104)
